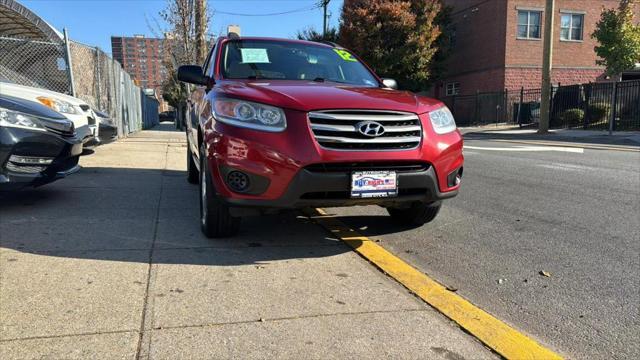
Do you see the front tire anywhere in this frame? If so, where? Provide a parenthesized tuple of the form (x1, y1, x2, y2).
(199, 144, 240, 238)
(387, 201, 442, 226)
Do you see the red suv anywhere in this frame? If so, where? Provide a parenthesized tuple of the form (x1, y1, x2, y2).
(179, 37, 463, 238)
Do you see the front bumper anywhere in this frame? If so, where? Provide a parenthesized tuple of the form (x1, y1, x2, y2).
(203, 108, 464, 210)
(223, 164, 457, 213)
(0, 127, 83, 190)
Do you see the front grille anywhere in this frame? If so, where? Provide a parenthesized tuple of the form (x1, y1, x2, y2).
(45, 126, 76, 137)
(5, 162, 46, 174)
(305, 162, 429, 173)
(308, 110, 422, 151)
(87, 116, 96, 125)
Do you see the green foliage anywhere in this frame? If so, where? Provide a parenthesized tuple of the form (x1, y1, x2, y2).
(592, 0, 640, 77)
(339, 0, 451, 91)
(296, 27, 339, 43)
(560, 108, 585, 125)
(588, 102, 611, 122)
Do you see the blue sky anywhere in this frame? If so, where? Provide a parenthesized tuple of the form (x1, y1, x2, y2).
(20, 0, 343, 55)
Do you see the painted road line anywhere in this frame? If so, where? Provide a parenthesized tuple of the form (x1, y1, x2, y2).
(490, 139, 640, 153)
(464, 145, 584, 153)
(307, 208, 563, 360)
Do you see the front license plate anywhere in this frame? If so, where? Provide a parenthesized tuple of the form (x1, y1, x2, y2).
(351, 171, 397, 198)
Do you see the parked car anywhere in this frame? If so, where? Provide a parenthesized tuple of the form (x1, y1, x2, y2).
(178, 37, 463, 238)
(159, 110, 176, 123)
(94, 109, 118, 143)
(0, 94, 84, 190)
(0, 81, 98, 145)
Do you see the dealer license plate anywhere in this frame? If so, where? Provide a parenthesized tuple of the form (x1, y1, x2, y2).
(351, 171, 398, 198)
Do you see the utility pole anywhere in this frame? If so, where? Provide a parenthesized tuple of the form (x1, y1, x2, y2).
(194, 0, 207, 65)
(539, 0, 555, 134)
(321, 0, 331, 38)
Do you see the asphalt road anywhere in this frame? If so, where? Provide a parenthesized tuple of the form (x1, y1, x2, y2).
(330, 139, 640, 359)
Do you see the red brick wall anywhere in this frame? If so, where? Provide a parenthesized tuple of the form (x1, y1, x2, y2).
(505, 67, 606, 90)
(437, 0, 637, 97)
(442, 0, 508, 84)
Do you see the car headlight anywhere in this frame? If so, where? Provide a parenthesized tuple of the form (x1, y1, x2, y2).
(0, 107, 46, 132)
(213, 98, 286, 132)
(36, 97, 79, 115)
(429, 106, 457, 134)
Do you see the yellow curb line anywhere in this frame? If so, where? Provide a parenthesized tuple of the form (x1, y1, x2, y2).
(491, 139, 640, 152)
(308, 208, 563, 360)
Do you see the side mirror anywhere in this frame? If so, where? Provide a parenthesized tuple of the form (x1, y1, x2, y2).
(381, 78, 398, 90)
(177, 65, 209, 86)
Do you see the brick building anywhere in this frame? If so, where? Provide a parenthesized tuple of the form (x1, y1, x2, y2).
(434, 0, 638, 98)
(111, 35, 168, 109)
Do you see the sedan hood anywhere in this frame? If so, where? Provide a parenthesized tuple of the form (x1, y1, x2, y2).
(0, 82, 88, 106)
(215, 80, 442, 114)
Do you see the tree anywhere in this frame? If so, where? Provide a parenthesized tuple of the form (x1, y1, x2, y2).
(159, 0, 211, 108)
(296, 26, 339, 42)
(592, 0, 640, 78)
(339, 0, 450, 91)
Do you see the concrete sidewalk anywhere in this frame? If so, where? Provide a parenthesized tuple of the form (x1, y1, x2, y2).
(0, 123, 496, 359)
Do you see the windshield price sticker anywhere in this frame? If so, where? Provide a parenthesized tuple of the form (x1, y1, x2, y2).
(333, 49, 358, 62)
(351, 171, 398, 198)
(240, 48, 270, 63)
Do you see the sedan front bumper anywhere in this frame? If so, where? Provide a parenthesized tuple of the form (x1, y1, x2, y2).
(0, 127, 83, 190)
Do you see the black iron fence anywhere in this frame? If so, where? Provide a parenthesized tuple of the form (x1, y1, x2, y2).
(446, 80, 640, 131)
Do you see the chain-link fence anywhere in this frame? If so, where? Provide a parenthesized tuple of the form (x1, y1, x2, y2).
(0, 36, 71, 93)
(69, 40, 160, 136)
(0, 35, 159, 138)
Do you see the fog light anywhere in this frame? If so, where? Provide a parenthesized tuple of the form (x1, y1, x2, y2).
(8, 155, 54, 165)
(227, 170, 250, 192)
(447, 167, 463, 187)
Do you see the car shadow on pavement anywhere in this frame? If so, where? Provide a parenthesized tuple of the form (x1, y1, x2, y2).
(0, 167, 348, 266)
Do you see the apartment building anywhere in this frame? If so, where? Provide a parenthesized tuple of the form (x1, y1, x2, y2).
(435, 0, 637, 98)
(111, 35, 167, 108)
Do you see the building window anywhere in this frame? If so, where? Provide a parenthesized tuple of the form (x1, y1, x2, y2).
(560, 13, 584, 41)
(446, 82, 460, 96)
(517, 10, 542, 39)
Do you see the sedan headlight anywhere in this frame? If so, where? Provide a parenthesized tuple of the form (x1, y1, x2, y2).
(36, 97, 79, 115)
(213, 99, 286, 132)
(429, 106, 457, 134)
(0, 107, 46, 132)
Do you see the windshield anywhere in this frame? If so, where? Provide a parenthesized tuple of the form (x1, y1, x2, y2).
(221, 40, 380, 87)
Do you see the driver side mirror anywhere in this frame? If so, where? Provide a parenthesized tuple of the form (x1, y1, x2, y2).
(177, 65, 210, 86)
(381, 78, 398, 90)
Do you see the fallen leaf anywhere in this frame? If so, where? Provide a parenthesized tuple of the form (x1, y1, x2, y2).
(539, 270, 551, 277)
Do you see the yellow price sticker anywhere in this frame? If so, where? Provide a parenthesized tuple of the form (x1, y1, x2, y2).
(333, 49, 357, 62)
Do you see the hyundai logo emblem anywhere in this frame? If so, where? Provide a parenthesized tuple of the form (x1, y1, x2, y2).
(356, 121, 385, 137)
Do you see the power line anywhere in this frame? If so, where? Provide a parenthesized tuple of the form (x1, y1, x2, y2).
(213, 5, 320, 17)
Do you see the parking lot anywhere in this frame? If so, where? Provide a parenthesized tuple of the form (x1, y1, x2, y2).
(1, 124, 498, 359)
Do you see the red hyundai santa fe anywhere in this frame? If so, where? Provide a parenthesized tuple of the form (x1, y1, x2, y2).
(178, 36, 463, 238)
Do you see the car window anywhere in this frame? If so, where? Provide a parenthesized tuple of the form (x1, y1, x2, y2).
(221, 40, 379, 87)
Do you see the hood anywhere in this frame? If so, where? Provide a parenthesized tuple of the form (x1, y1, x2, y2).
(0, 94, 75, 134)
(215, 80, 443, 114)
(0, 94, 67, 120)
(0, 82, 88, 106)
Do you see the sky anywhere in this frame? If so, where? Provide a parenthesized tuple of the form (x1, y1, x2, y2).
(20, 0, 344, 55)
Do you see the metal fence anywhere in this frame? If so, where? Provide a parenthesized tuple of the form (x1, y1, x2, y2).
(0, 33, 159, 138)
(447, 80, 640, 131)
(0, 36, 70, 93)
